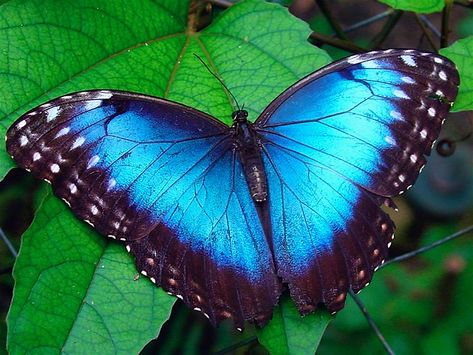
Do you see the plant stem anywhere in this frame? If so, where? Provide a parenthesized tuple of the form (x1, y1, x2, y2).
(453, 0, 473, 8)
(343, 10, 392, 34)
(349, 290, 395, 355)
(209, 0, 233, 8)
(414, 14, 439, 51)
(381, 224, 473, 268)
(441, 0, 454, 48)
(0, 228, 17, 258)
(310, 32, 366, 53)
(369, 10, 403, 49)
(315, 0, 349, 40)
(419, 15, 441, 38)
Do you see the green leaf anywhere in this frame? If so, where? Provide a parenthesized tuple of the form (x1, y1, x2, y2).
(377, 0, 445, 13)
(256, 296, 332, 355)
(440, 36, 473, 112)
(7, 190, 175, 354)
(3, 0, 332, 353)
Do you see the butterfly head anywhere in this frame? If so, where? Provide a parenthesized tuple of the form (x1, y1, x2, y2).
(231, 110, 249, 124)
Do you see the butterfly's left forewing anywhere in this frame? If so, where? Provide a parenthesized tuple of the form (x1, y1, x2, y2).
(6, 91, 280, 327)
(256, 50, 459, 313)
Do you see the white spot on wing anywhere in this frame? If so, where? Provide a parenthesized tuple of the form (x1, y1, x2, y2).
(394, 89, 409, 99)
(50, 163, 60, 173)
(87, 155, 100, 168)
(420, 129, 427, 139)
(428, 107, 436, 117)
(434, 57, 443, 64)
(17, 120, 27, 129)
(46, 106, 61, 122)
(438, 70, 447, 81)
(96, 91, 113, 99)
(69, 183, 77, 194)
(401, 76, 415, 84)
(20, 135, 28, 146)
(71, 136, 85, 150)
(107, 178, 116, 191)
(84, 100, 102, 111)
(361, 60, 380, 69)
(33, 152, 41, 161)
(384, 136, 396, 145)
(400, 55, 416, 67)
(55, 126, 70, 138)
(347, 54, 363, 64)
(390, 110, 402, 120)
(91, 205, 99, 215)
(410, 154, 418, 163)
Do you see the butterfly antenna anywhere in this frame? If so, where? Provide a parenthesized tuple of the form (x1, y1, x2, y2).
(193, 53, 241, 111)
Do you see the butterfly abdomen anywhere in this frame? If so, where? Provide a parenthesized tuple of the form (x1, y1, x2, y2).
(233, 113, 268, 203)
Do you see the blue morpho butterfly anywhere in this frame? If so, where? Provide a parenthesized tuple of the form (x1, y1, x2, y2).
(6, 49, 459, 329)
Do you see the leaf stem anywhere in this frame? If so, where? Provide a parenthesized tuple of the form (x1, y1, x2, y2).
(369, 10, 403, 49)
(381, 224, 473, 268)
(414, 14, 439, 51)
(315, 0, 349, 40)
(441, 0, 454, 48)
(0, 228, 17, 258)
(208, 0, 233, 8)
(309, 32, 366, 53)
(419, 15, 441, 38)
(343, 10, 392, 34)
(453, 0, 473, 8)
(349, 290, 395, 355)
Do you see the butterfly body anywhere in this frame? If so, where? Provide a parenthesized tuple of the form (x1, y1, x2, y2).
(232, 109, 269, 202)
(6, 49, 459, 328)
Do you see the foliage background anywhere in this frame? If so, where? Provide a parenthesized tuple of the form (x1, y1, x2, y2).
(0, 0, 472, 354)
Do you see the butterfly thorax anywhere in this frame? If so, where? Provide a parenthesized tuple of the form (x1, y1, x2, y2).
(232, 110, 268, 203)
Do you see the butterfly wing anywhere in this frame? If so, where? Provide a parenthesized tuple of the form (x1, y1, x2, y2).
(6, 90, 280, 327)
(255, 50, 459, 313)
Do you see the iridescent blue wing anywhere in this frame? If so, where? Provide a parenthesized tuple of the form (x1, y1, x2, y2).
(6, 90, 280, 328)
(255, 50, 459, 313)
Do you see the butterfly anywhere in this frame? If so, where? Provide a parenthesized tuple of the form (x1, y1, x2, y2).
(5, 49, 459, 329)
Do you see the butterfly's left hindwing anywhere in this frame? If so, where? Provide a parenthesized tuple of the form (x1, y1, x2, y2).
(6, 90, 280, 328)
(256, 50, 459, 313)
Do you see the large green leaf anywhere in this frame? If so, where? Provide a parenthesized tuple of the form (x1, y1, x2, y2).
(3, 0, 332, 353)
(440, 36, 473, 112)
(7, 189, 175, 354)
(256, 296, 332, 355)
(377, 0, 445, 13)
